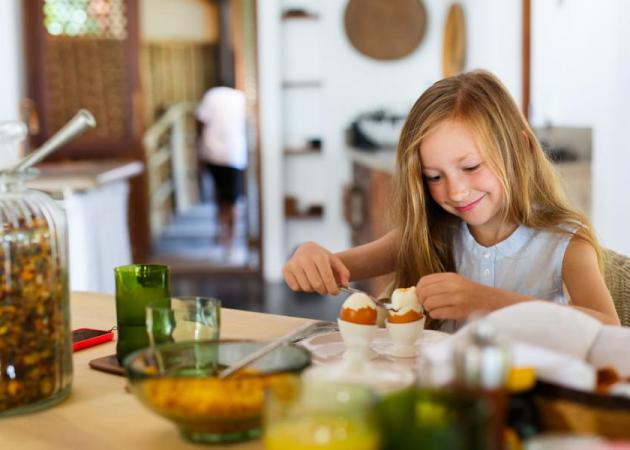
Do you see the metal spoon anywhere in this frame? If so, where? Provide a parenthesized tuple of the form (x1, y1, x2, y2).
(339, 286, 398, 311)
(218, 320, 338, 379)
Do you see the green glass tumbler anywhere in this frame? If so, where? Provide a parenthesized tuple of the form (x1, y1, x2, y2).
(115, 264, 170, 363)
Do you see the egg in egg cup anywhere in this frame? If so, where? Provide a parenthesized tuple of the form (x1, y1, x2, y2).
(385, 287, 425, 358)
(337, 292, 378, 366)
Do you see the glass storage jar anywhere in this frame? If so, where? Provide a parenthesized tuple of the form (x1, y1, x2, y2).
(0, 168, 72, 417)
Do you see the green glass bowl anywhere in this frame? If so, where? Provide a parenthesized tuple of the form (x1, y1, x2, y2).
(124, 340, 311, 444)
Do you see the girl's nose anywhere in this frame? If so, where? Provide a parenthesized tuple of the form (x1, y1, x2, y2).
(448, 178, 469, 202)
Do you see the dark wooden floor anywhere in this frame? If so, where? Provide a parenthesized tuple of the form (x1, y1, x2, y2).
(171, 272, 346, 322)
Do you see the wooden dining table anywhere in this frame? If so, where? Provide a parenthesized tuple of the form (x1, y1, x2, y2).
(0, 291, 315, 449)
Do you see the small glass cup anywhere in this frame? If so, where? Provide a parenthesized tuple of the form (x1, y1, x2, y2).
(114, 264, 170, 363)
(146, 297, 221, 346)
(264, 378, 380, 450)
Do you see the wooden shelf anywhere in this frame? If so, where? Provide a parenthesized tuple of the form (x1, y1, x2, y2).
(282, 9, 319, 20)
(284, 196, 324, 219)
(285, 208, 324, 219)
(282, 80, 322, 88)
(284, 146, 321, 155)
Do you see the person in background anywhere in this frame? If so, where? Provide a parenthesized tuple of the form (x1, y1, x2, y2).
(196, 86, 247, 253)
(282, 70, 620, 330)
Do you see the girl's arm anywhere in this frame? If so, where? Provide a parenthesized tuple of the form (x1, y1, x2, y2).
(283, 230, 398, 295)
(336, 230, 399, 281)
(418, 234, 621, 325)
(562, 235, 621, 326)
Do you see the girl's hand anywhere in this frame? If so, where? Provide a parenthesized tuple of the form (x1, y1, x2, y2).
(416, 272, 491, 321)
(283, 242, 350, 295)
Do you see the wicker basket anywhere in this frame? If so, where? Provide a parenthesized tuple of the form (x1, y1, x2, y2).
(603, 248, 630, 327)
(532, 381, 630, 439)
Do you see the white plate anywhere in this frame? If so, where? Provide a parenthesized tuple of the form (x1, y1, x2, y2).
(299, 328, 449, 365)
(303, 359, 416, 394)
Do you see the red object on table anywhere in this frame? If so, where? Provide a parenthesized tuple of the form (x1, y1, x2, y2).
(72, 328, 114, 352)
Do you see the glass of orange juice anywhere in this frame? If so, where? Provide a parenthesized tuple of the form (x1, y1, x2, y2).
(264, 377, 379, 450)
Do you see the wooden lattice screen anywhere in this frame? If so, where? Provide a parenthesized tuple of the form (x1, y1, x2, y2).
(141, 42, 218, 126)
(45, 36, 129, 139)
(28, 0, 138, 156)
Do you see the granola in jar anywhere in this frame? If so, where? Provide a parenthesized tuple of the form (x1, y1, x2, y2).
(0, 175, 72, 417)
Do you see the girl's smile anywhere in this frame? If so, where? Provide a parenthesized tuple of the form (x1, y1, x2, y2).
(454, 194, 486, 213)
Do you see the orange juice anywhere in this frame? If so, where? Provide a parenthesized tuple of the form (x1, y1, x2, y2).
(264, 415, 379, 450)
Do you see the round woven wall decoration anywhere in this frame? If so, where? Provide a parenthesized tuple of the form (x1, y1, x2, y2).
(344, 0, 427, 61)
(442, 3, 467, 77)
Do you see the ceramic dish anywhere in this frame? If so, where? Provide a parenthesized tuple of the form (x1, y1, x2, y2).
(299, 328, 449, 364)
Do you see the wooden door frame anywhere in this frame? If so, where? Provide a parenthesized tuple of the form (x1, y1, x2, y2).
(248, 0, 264, 278)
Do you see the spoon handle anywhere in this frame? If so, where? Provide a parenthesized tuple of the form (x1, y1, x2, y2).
(218, 321, 316, 379)
(12, 109, 96, 172)
(338, 286, 364, 296)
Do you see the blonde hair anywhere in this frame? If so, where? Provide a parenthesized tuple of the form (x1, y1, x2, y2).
(392, 69, 601, 293)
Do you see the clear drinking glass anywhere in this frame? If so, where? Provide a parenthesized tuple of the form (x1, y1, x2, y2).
(114, 264, 170, 363)
(264, 378, 380, 450)
(146, 296, 221, 346)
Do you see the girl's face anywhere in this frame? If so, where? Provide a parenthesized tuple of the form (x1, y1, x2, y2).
(419, 119, 507, 240)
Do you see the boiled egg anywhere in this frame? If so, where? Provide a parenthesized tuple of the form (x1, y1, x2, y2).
(339, 292, 377, 325)
(388, 287, 423, 324)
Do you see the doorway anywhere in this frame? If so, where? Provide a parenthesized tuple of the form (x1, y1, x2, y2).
(136, 0, 261, 273)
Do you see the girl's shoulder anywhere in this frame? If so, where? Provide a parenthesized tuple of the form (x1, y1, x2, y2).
(557, 219, 584, 234)
(526, 217, 584, 238)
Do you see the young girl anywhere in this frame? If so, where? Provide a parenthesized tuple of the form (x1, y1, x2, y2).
(283, 70, 620, 329)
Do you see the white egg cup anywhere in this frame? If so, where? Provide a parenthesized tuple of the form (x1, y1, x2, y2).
(337, 318, 377, 367)
(385, 317, 425, 358)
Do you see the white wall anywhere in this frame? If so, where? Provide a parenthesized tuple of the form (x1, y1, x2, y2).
(257, 2, 285, 281)
(531, 0, 630, 254)
(258, 0, 522, 281)
(610, 2, 630, 255)
(140, 0, 218, 42)
(0, 1, 23, 122)
(0, 0, 24, 169)
(463, 0, 521, 105)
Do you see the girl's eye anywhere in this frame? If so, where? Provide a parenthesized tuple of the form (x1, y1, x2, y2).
(464, 164, 481, 172)
(424, 174, 441, 182)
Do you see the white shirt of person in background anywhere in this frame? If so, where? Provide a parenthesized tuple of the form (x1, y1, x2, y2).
(196, 86, 247, 170)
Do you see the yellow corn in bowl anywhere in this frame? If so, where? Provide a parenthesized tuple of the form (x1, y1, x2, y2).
(124, 340, 310, 444)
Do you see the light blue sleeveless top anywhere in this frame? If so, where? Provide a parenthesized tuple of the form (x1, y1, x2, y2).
(440, 222, 575, 332)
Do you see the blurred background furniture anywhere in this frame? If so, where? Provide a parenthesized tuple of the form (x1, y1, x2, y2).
(28, 159, 143, 294)
(604, 248, 630, 327)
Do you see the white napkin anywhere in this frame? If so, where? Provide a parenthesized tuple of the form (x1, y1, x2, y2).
(473, 301, 603, 360)
(587, 325, 630, 377)
(510, 341, 595, 390)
